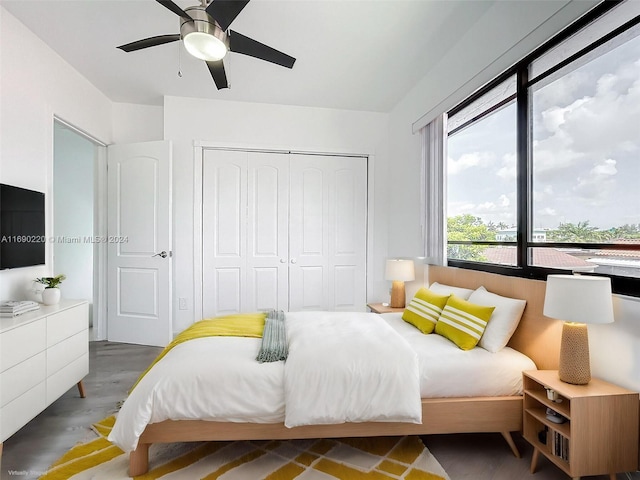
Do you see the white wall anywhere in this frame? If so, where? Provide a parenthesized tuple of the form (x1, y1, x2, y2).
(590, 296, 640, 391)
(163, 95, 391, 334)
(0, 7, 112, 301)
(112, 103, 163, 144)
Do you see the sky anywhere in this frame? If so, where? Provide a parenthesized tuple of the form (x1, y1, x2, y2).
(447, 26, 640, 232)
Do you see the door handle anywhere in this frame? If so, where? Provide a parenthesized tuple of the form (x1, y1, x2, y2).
(290, 259, 297, 264)
(280, 259, 286, 263)
(152, 251, 168, 258)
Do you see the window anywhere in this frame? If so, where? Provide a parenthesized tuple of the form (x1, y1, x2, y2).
(447, 74, 517, 266)
(446, 1, 640, 295)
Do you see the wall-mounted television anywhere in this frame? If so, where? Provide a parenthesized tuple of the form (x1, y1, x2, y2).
(0, 184, 46, 270)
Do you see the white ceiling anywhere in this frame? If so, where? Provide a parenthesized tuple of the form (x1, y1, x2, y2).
(1, 0, 500, 112)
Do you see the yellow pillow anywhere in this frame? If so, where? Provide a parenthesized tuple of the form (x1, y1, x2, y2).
(435, 295, 495, 350)
(402, 287, 450, 334)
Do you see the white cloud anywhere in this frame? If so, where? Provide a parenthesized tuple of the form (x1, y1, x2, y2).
(447, 151, 494, 175)
(534, 70, 591, 111)
(448, 37, 640, 229)
(447, 201, 477, 217)
(532, 56, 639, 192)
(572, 158, 618, 204)
(467, 194, 513, 215)
(539, 207, 557, 216)
(590, 158, 617, 176)
(497, 153, 517, 180)
(541, 97, 589, 132)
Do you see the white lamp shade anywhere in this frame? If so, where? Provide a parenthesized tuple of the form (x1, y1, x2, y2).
(543, 274, 614, 324)
(385, 259, 415, 281)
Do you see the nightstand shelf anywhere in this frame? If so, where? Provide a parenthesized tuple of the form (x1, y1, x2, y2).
(523, 370, 639, 480)
(366, 303, 405, 314)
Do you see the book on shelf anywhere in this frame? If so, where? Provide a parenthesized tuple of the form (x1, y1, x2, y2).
(552, 430, 570, 462)
(0, 300, 40, 317)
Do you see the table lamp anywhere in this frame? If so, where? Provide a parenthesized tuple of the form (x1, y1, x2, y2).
(385, 259, 415, 308)
(543, 274, 614, 385)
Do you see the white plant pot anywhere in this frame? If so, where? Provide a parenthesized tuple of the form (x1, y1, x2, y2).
(42, 288, 61, 305)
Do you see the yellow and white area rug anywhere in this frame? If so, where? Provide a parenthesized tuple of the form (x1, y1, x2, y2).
(40, 416, 450, 480)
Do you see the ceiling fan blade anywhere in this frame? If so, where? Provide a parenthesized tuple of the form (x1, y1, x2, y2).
(117, 34, 181, 52)
(229, 31, 296, 68)
(205, 0, 250, 31)
(156, 0, 193, 22)
(206, 60, 229, 89)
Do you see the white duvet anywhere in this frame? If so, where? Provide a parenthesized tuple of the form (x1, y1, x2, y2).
(109, 312, 536, 453)
(109, 336, 285, 452)
(283, 311, 422, 427)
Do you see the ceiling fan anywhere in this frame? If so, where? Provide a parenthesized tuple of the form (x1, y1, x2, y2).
(117, 0, 296, 90)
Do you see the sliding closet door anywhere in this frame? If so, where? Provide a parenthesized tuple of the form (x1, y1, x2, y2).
(202, 150, 289, 317)
(289, 155, 367, 311)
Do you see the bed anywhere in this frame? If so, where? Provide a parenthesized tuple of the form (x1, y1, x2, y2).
(114, 265, 562, 476)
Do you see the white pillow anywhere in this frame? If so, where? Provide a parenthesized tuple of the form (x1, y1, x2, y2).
(429, 282, 474, 300)
(468, 286, 526, 353)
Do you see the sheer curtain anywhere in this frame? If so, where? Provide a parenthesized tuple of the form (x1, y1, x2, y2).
(420, 114, 447, 265)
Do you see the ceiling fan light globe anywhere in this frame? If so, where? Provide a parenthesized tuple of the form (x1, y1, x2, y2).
(184, 32, 227, 61)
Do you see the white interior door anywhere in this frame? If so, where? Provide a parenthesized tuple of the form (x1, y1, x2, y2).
(289, 154, 367, 311)
(202, 150, 289, 317)
(246, 152, 289, 312)
(202, 150, 247, 316)
(107, 141, 172, 346)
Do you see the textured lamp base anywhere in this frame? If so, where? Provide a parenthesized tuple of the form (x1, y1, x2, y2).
(559, 322, 591, 385)
(390, 281, 406, 308)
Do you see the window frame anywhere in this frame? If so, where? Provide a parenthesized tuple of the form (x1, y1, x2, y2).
(446, 0, 640, 297)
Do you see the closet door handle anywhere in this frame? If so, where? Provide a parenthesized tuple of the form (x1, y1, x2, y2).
(280, 259, 286, 263)
(290, 259, 297, 264)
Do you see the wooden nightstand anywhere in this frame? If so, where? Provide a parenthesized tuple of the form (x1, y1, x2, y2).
(523, 370, 639, 480)
(367, 303, 405, 314)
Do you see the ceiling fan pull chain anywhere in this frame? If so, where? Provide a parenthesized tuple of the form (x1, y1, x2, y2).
(177, 42, 183, 78)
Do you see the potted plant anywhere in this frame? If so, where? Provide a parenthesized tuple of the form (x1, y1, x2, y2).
(35, 274, 66, 305)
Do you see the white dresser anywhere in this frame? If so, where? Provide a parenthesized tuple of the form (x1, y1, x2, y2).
(0, 299, 89, 445)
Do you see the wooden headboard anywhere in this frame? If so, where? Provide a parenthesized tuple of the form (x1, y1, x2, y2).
(428, 265, 561, 370)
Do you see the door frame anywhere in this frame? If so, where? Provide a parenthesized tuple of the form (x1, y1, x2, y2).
(52, 116, 109, 341)
(193, 141, 376, 322)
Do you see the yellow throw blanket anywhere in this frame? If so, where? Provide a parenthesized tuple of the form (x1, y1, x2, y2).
(129, 312, 266, 392)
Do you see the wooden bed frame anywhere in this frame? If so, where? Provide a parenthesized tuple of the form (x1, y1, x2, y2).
(129, 265, 562, 475)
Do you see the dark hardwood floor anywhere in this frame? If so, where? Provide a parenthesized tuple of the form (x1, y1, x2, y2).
(1, 341, 638, 480)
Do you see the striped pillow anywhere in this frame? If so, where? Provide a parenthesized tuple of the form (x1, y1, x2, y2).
(435, 295, 495, 350)
(402, 287, 450, 334)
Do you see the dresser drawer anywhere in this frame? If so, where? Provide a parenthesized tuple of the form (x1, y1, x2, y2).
(0, 318, 46, 372)
(46, 353, 88, 406)
(1, 381, 46, 442)
(0, 351, 46, 407)
(47, 303, 88, 347)
(47, 329, 88, 376)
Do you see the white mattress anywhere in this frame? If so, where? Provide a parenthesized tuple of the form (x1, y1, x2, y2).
(381, 312, 537, 397)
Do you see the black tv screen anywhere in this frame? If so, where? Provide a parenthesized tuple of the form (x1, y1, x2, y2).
(0, 184, 46, 270)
